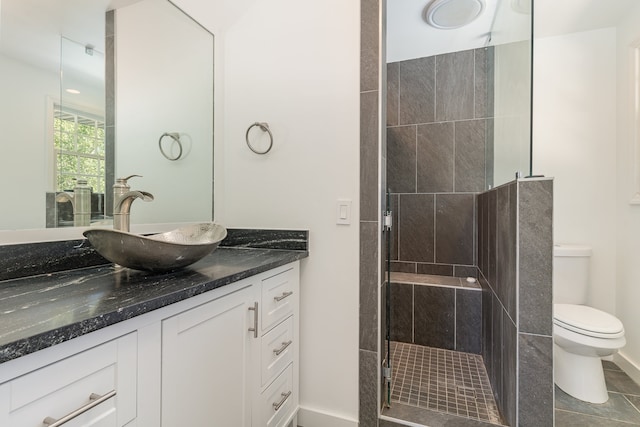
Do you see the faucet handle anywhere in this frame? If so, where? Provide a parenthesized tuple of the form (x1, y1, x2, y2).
(114, 175, 142, 192)
(116, 174, 142, 184)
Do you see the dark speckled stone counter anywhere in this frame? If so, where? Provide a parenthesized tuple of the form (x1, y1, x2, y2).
(0, 229, 308, 364)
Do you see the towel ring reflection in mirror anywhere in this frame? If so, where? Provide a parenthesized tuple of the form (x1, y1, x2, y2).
(159, 132, 183, 161)
(246, 122, 273, 154)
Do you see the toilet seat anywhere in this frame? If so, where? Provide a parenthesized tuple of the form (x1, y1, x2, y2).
(554, 304, 624, 338)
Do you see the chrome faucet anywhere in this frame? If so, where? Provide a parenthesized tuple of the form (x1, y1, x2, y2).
(55, 179, 92, 227)
(113, 175, 154, 232)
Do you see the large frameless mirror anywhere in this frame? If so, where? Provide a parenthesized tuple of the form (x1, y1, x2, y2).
(0, 0, 214, 233)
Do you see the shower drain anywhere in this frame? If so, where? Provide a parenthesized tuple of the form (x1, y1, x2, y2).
(456, 385, 477, 400)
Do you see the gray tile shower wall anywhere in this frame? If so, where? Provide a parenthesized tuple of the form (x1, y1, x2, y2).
(435, 194, 475, 265)
(386, 46, 494, 276)
(359, 0, 382, 422)
(477, 178, 554, 427)
(415, 285, 456, 349)
(517, 180, 554, 427)
(389, 282, 482, 354)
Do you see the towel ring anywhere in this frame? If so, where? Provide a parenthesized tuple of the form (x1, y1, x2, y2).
(246, 122, 273, 154)
(159, 132, 183, 161)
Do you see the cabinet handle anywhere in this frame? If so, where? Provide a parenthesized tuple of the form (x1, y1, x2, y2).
(272, 391, 292, 411)
(273, 340, 293, 356)
(274, 291, 293, 302)
(248, 302, 258, 338)
(43, 390, 116, 426)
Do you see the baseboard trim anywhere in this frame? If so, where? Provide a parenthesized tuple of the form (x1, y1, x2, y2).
(613, 351, 640, 386)
(297, 406, 358, 427)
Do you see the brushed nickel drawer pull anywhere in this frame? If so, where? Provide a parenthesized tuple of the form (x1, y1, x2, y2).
(273, 340, 293, 356)
(248, 302, 259, 338)
(43, 390, 116, 426)
(274, 291, 293, 302)
(272, 391, 292, 411)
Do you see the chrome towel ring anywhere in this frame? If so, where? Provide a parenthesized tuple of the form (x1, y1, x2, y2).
(246, 122, 273, 154)
(159, 132, 183, 161)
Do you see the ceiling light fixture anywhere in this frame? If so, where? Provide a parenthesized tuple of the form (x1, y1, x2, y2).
(424, 0, 485, 30)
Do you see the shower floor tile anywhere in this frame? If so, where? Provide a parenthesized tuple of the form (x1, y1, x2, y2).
(389, 341, 505, 425)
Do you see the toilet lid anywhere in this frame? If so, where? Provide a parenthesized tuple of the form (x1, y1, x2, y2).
(554, 304, 624, 338)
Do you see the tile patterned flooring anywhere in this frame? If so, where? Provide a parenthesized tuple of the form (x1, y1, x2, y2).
(382, 343, 640, 427)
(556, 361, 640, 426)
(388, 341, 504, 425)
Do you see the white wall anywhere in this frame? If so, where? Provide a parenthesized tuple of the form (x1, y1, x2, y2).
(616, 3, 640, 380)
(174, 0, 361, 424)
(533, 28, 618, 313)
(0, 54, 58, 230)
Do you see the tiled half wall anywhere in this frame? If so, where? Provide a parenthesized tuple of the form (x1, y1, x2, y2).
(477, 178, 554, 426)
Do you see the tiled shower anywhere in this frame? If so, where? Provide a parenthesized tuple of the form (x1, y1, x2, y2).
(359, 7, 555, 422)
(386, 47, 492, 361)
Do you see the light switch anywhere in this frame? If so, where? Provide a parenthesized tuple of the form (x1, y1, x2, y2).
(336, 199, 352, 225)
(340, 205, 348, 219)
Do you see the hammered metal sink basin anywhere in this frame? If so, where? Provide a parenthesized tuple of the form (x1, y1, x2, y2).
(83, 223, 227, 272)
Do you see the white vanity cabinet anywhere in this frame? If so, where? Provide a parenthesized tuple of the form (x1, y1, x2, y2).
(0, 261, 300, 427)
(160, 262, 300, 427)
(161, 282, 255, 427)
(0, 332, 137, 427)
(253, 265, 299, 427)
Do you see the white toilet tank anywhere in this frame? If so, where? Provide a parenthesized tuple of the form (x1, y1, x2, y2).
(553, 244, 592, 304)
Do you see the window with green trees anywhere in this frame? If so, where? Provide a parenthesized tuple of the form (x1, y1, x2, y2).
(54, 107, 105, 193)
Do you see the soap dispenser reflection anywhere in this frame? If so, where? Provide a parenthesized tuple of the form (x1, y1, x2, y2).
(112, 175, 154, 232)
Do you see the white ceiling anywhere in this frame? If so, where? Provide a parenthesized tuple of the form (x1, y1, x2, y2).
(0, 0, 143, 108)
(1, 0, 112, 73)
(5, 0, 640, 78)
(386, 0, 500, 62)
(534, 0, 640, 38)
(387, 0, 640, 63)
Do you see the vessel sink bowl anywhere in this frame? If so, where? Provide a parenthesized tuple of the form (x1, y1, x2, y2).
(83, 223, 227, 272)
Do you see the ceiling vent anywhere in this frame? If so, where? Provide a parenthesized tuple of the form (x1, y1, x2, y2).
(424, 0, 485, 29)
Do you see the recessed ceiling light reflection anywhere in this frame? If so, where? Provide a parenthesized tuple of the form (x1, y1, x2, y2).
(65, 89, 81, 94)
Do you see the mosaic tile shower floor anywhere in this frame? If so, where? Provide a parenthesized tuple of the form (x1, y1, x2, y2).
(388, 341, 505, 425)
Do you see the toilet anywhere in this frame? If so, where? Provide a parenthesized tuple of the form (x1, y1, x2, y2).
(553, 244, 626, 404)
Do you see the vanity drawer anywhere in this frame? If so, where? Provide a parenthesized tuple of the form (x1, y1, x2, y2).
(1, 332, 137, 427)
(261, 316, 293, 387)
(261, 267, 295, 332)
(261, 364, 294, 427)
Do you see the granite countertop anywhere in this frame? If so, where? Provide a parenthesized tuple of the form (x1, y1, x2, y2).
(0, 246, 307, 364)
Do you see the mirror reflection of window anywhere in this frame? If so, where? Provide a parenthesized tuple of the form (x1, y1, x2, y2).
(49, 35, 107, 227)
(59, 35, 106, 195)
(53, 106, 105, 193)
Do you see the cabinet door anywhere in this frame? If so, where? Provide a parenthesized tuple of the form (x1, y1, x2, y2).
(0, 332, 136, 427)
(161, 285, 255, 427)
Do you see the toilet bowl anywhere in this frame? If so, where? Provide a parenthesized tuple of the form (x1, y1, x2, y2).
(553, 303, 625, 403)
